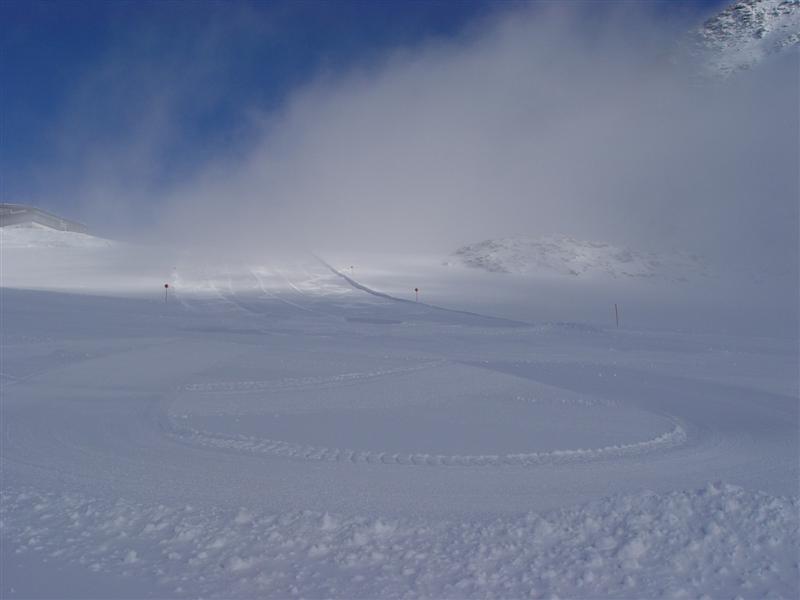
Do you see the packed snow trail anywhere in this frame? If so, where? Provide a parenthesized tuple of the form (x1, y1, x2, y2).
(1, 252, 798, 597)
(316, 255, 528, 327)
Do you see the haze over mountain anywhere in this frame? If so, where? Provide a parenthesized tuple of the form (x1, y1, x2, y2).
(442, 0, 798, 289)
(5, 1, 793, 278)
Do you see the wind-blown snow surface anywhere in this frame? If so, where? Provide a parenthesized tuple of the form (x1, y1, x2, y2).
(1, 229, 798, 598)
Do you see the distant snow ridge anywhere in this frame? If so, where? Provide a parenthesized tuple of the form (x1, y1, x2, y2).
(0, 223, 112, 248)
(451, 236, 709, 281)
(693, 0, 800, 77)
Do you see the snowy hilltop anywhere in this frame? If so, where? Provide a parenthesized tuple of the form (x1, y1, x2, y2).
(449, 236, 710, 282)
(691, 0, 800, 77)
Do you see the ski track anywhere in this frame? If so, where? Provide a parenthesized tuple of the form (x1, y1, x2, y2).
(249, 268, 326, 316)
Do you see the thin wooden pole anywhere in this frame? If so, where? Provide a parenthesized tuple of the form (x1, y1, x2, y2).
(614, 303, 619, 328)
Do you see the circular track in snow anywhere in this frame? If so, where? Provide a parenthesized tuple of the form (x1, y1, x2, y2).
(168, 363, 686, 467)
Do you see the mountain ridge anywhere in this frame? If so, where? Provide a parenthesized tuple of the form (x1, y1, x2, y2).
(450, 235, 712, 282)
(691, 0, 800, 77)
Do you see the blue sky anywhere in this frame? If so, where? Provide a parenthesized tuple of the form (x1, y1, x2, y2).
(2, 0, 729, 221)
(2, 1, 495, 210)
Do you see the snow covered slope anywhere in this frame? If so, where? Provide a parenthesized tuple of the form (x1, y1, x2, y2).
(0, 224, 167, 295)
(692, 0, 800, 77)
(0, 223, 112, 249)
(449, 236, 710, 282)
(2, 231, 798, 598)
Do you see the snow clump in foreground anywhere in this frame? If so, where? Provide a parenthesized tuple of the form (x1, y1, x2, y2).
(2, 483, 797, 598)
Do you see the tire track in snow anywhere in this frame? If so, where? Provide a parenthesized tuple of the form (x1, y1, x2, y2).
(164, 421, 687, 468)
(169, 358, 688, 467)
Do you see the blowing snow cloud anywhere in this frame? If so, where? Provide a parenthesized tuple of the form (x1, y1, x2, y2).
(31, 2, 799, 278)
